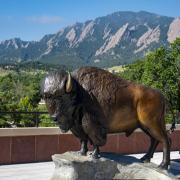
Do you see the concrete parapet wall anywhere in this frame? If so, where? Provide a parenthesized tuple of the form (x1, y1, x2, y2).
(0, 125, 179, 164)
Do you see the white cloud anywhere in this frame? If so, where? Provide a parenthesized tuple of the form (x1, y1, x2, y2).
(27, 15, 63, 24)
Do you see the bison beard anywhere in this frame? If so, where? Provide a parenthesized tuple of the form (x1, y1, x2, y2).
(42, 67, 171, 169)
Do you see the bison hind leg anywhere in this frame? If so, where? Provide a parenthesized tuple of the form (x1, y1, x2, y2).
(140, 124, 170, 169)
(137, 101, 170, 169)
(140, 127, 159, 162)
(152, 128, 170, 169)
(141, 137, 159, 163)
(158, 135, 171, 169)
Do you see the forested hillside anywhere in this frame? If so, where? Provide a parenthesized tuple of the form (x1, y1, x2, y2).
(0, 11, 180, 68)
(0, 38, 179, 127)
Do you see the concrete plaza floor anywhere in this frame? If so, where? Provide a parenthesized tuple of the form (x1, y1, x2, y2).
(0, 151, 179, 180)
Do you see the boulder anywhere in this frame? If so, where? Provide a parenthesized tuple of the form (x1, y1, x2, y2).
(50, 152, 177, 180)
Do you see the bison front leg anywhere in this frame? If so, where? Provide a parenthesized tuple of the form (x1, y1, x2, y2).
(82, 113, 107, 159)
(79, 139, 88, 156)
(92, 145, 100, 159)
(70, 127, 89, 156)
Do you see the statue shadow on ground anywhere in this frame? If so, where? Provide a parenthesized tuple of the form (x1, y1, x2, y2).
(100, 152, 180, 178)
(168, 161, 180, 178)
(100, 152, 141, 164)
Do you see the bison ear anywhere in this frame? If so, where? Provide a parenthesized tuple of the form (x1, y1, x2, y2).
(66, 72, 73, 93)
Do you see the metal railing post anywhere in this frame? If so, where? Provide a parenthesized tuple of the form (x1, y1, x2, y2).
(0, 111, 53, 127)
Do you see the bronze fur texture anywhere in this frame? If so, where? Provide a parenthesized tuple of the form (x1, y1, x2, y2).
(42, 67, 171, 169)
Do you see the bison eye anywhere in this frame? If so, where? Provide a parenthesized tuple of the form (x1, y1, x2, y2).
(56, 95, 62, 99)
(44, 94, 53, 99)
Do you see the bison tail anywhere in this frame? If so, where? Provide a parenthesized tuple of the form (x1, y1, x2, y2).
(165, 101, 177, 134)
(169, 114, 176, 133)
(165, 98, 177, 133)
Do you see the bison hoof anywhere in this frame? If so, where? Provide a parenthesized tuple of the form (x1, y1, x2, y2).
(140, 157, 151, 163)
(142, 159, 150, 163)
(78, 150, 87, 156)
(90, 152, 100, 159)
(92, 153, 100, 159)
(158, 162, 169, 170)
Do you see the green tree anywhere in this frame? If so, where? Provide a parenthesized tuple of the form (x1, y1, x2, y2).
(0, 71, 45, 127)
(120, 59, 145, 83)
(121, 38, 180, 123)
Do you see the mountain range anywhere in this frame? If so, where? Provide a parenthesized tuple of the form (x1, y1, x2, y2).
(0, 11, 180, 68)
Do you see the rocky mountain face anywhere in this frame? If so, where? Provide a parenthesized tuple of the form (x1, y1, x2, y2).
(0, 11, 180, 68)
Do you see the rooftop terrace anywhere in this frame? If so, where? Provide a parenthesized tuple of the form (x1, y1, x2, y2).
(0, 125, 179, 179)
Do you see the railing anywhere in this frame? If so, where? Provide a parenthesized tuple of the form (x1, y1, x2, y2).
(0, 111, 56, 127)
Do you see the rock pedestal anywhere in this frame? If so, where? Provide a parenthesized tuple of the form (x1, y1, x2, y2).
(50, 152, 176, 180)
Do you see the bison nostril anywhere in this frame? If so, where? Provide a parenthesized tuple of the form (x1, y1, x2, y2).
(54, 118, 58, 122)
(51, 115, 58, 122)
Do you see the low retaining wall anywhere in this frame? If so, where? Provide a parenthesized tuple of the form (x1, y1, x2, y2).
(0, 125, 180, 165)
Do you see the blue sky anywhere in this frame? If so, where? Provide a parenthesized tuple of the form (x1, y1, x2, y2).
(0, 0, 180, 41)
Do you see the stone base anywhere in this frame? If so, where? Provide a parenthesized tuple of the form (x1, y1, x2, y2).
(50, 152, 176, 180)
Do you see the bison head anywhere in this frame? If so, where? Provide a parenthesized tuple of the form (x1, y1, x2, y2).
(42, 70, 77, 132)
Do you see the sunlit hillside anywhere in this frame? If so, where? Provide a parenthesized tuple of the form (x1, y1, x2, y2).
(107, 65, 125, 73)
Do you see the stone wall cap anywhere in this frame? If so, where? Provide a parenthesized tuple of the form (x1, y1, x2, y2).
(0, 124, 179, 137)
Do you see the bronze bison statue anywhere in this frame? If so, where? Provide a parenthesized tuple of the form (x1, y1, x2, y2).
(42, 67, 171, 169)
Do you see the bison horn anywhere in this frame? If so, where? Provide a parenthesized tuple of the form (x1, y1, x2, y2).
(66, 72, 73, 93)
